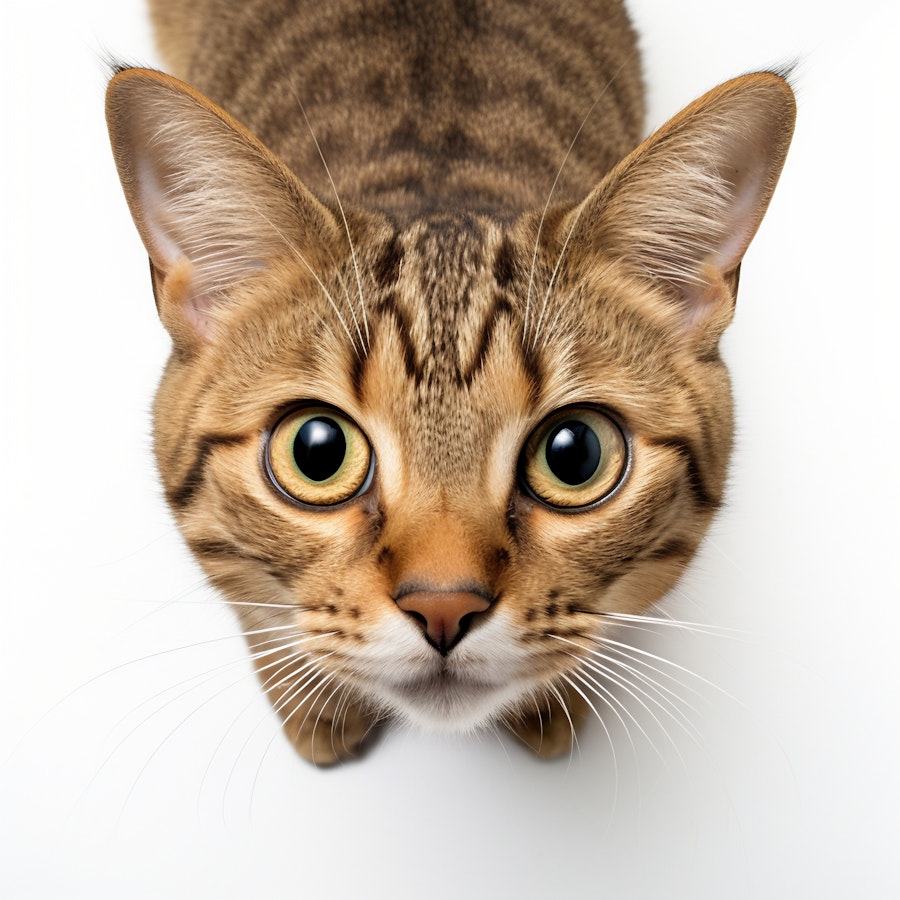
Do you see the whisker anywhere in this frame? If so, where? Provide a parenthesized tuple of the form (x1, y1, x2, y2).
(555, 632, 707, 706)
(243, 667, 341, 807)
(600, 610, 753, 638)
(251, 206, 362, 359)
(330, 683, 353, 760)
(309, 678, 348, 767)
(101, 633, 328, 823)
(571, 653, 696, 762)
(559, 673, 618, 808)
(567, 660, 648, 762)
(5, 623, 326, 770)
(583, 633, 743, 706)
(223, 656, 335, 824)
(530, 210, 582, 352)
(554, 633, 714, 756)
(197, 642, 325, 815)
(590, 646, 703, 734)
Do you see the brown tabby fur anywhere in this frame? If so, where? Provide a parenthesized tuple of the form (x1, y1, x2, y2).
(106, 0, 795, 764)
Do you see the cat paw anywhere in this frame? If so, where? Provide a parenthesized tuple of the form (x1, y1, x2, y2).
(281, 697, 381, 766)
(506, 690, 589, 760)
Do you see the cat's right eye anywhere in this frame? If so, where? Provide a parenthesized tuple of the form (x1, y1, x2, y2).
(520, 407, 629, 509)
(265, 405, 373, 506)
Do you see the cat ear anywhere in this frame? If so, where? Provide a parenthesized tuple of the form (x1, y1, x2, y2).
(105, 67, 339, 346)
(565, 72, 796, 333)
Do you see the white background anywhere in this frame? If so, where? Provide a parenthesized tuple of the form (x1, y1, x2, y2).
(3, 0, 898, 897)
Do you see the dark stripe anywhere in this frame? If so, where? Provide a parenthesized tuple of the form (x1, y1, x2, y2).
(649, 437, 719, 511)
(372, 230, 404, 289)
(188, 535, 310, 589)
(644, 538, 694, 562)
(493, 235, 517, 288)
(585, 537, 693, 594)
(374, 291, 420, 382)
(168, 434, 248, 509)
(462, 292, 513, 386)
(187, 538, 270, 566)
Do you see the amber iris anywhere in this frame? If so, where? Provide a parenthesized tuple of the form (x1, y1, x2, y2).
(522, 407, 628, 508)
(267, 406, 371, 506)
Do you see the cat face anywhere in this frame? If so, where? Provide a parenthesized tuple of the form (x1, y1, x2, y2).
(107, 68, 793, 762)
(150, 208, 731, 735)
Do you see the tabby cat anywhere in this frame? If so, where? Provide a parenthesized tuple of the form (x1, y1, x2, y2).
(106, 0, 795, 764)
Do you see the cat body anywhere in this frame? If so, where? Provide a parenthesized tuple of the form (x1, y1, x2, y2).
(106, 0, 795, 763)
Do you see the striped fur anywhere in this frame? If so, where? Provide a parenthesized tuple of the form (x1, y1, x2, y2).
(106, 0, 795, 763)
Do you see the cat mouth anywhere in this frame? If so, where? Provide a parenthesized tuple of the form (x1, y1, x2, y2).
(396, 670, 494, 694)
(378, 668, 521, 731)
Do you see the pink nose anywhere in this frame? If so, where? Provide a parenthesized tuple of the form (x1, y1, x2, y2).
(395, 590, 492, 654)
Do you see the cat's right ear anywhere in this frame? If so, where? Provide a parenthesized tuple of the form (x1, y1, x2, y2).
(561, 71, 796, 340)
(105, 68, 339, 349)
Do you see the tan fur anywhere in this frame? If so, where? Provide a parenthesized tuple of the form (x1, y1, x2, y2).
(106, 0, 795, 763)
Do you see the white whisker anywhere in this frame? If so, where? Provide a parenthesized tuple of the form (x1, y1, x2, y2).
(559, 673, 618, 808)
(543, 682, 579, 769)
(222, 655, 335, 823)
(601, 610, 752, 638)
(252, 206, 362, 358)
(568, 661, 647, 762)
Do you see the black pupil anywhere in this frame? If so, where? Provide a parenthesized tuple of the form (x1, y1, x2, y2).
(293, 416, 346, 482)
(545, 420, 601, 486)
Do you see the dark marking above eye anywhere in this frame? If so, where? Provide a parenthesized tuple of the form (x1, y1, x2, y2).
(374, 293, 419, 381)
(462, 292, 513, 386)
(372, 231, 404, 289)
(493, 236, 517, 288)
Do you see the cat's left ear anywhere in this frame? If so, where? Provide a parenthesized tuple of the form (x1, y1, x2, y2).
(105, 67, 341, 348)
(564, 72, 796, 336)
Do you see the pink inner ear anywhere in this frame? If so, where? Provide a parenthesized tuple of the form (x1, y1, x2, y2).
(573, 73, 795, 333)
(707, 138, 773, 277)
(135, 155, 186, 274)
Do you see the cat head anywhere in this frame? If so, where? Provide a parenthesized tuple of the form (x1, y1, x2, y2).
(106, 68, 794, 758)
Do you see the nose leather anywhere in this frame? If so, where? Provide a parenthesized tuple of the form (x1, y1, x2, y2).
(396, 590, 492, 653)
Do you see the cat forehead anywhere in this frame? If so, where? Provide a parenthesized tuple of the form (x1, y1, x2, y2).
(196, 213, 692, 461)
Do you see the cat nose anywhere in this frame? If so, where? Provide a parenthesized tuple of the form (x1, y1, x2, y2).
(395, 589, 493, 654)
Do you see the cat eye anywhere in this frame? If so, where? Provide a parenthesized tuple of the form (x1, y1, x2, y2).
(265, 405, 373, 506)
(521, 407, 629, 509)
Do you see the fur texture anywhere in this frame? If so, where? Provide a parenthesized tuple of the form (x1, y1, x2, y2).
(106, 0, 795, 763)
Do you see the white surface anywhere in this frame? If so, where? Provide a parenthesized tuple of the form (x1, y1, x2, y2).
(3, 1, 898, 897)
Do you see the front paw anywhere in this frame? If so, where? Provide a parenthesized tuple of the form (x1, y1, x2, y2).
(506, 689, 589, 759)
(279, 693, 381, 766)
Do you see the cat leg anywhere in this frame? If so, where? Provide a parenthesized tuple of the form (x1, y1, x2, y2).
(506, 688, 590, 760)
(278, 690, 381, 766)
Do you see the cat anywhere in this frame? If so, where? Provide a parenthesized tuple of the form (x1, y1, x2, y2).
(106, 0, 795, 764)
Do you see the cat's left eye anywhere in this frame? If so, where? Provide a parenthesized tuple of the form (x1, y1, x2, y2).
(265, 405, 372, 506)
(520, 407, 629, 509)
